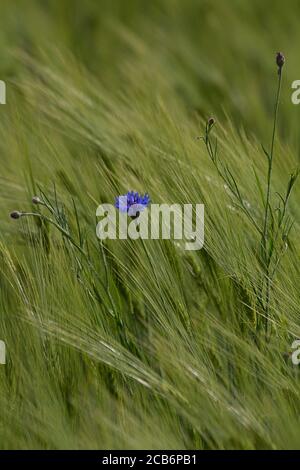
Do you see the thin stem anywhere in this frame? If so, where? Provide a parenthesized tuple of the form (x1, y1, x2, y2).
(204, 133, 263, 236)
(20, 211, 119, 319)
(261, 68, 282, 335)
(21, 212, 86, 256)
(261, 69, 282, 259)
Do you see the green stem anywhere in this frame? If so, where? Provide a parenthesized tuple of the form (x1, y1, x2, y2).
(21, 211, 119, 319)
(261, 68, 282, 335)
(262, 69, 282, 259)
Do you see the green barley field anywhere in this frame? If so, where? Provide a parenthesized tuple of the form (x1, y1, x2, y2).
(1, 0, 300, 450)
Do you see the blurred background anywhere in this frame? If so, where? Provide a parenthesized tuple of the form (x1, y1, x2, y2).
(1, 0, 300, 145)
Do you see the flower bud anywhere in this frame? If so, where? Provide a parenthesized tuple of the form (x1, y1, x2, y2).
(10, 211, 22, 220)
(208, 117, 215, 127)
(32, 196, 41, 205)
(276, 52, 285, 70)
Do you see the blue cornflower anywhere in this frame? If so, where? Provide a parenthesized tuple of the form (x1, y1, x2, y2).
(115, 191, 150, 217)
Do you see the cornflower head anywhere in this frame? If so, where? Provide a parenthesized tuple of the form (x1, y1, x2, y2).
(115, 191, 150, 218)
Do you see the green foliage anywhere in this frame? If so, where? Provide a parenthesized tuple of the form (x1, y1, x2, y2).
(0, 0, 300, 450)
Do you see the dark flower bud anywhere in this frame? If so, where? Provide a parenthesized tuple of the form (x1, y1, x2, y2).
(32, 196, 41, 205)
(208, 117, 215, 127)
(276, 52, 285, 70)
(10, 211, 22, 220)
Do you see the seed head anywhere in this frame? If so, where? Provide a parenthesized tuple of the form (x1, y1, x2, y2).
(276, 52, 285, 70)
(10, 211, 22, 220)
